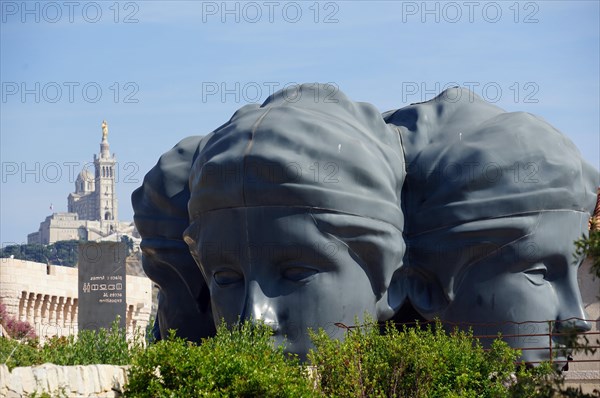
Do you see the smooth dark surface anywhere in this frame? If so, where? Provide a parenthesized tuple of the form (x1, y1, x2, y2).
(186, 85, 405, 229)
(78, 242, 127, 331)
(385, 87, 599, 364)
(133, 84, 599, 362)
(183, 84, 406, 357)
(131, 135, 216, 341)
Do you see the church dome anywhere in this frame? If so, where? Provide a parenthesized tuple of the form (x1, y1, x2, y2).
(75, 169, 94, 193)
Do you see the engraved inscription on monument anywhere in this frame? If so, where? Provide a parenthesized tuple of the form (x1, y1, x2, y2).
(78, 242, 127, 331)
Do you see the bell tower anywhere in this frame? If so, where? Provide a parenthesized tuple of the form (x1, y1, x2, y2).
(93, 120, 118, 222)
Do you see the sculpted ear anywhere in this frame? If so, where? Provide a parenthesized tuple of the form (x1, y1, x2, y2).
(402, 268, 448, 319)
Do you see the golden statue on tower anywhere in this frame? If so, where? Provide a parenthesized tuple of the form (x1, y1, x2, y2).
(101, 120, 108, 141)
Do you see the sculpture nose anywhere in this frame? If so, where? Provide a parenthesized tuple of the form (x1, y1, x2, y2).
(555, 317, 592, 334)
(556, 280, 591, 334)
(555, 303, 591, 336)
(239, 280, 278, 330)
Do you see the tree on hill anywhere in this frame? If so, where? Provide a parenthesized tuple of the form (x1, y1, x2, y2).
(0, 240, 80, 267)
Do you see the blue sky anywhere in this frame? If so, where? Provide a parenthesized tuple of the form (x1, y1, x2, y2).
(1, 0, 599, 246)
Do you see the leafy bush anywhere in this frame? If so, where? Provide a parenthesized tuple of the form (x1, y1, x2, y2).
(4, 318, 36, 340)
(126, 318, 567, 398)
(309, 318, 532, 398)
(125, 321, 317, 398)
(0, 318, 141, 370)
(2, 315, 597, 397)
(0, 337, 42, 369)
(0, 302, 36, 340)
(40, 319, 143, 366)
(509, 362, 600, 398)
(576, 229, 600, 285)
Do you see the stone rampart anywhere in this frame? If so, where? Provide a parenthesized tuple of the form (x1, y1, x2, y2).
(0, 258, 152, 342)
(0, 363, 128, 398)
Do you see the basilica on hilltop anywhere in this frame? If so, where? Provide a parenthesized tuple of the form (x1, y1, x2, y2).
(27, 122, 138, 245)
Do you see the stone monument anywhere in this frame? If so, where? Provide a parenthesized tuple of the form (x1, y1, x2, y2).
(78, 241, 127, 331)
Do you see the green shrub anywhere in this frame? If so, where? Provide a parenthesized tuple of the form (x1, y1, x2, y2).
(2, 316, 596, 397)
(0, 337, 42, 369)
(41, 319, 142, 366)
(308, 318, 529, 398)
(125, 321, 317, 398)
(0, 318, 141, 370)
(575, 229, 600, 289)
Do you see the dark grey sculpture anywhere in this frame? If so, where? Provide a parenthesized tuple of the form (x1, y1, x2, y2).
(182, 85, 406, 357)
(385, 87, 599, 365)
(132, 84, 599, 364)
(132, 136, 215, 341)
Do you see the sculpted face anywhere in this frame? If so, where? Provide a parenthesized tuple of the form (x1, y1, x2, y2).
(135, 85, 597, 359)
(186, 207, 388, 358)
(180, 84, 405, 354)
(438, 212, 591, 365)
(389, 88, 598, 366)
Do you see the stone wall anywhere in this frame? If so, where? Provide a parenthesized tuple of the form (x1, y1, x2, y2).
(0, 363, 128, 398)
(0, 258, 152, 342)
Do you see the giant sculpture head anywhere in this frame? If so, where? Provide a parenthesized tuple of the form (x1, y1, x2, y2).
(182, 84, 406, 357)
(385, 87, 599, 365)
(133, 84, 598, 365)
(132, 136, 216, 341)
